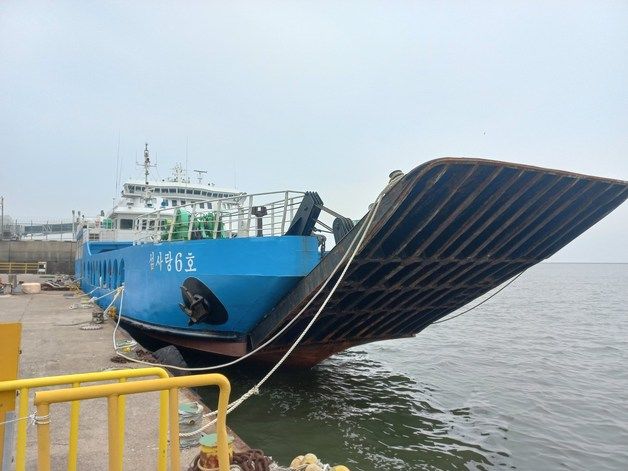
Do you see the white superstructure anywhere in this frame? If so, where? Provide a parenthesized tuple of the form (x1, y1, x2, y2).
(78, 144, 243, 241)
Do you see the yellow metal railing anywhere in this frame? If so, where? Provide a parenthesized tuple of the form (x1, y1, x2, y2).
(34, 373, 231, 471)
(0, 323, 21, 469)
(0, 262, 39, 274)
(0, 367, 169, 471)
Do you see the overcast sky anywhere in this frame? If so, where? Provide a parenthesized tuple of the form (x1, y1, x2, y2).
(1, 1, 626, 262)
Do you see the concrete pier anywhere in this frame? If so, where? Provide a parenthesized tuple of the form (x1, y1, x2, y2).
(0, 288, 248, 470)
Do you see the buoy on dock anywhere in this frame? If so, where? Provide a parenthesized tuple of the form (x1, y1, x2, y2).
(288, 453, 350, 471)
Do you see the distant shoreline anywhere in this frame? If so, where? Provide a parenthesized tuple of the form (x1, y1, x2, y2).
(543, 261, 628, 264)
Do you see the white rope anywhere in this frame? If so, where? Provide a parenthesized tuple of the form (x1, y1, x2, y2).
(112, 171, 398, 373)
(113, 208, 368, 372)
(179, 175, 401, 437)
(112, 287, 125, 351)
(109, 174, 403, 437)
(103, 288, 122, 315)
(69, 287, 119, 309)
(90, 287, 121, 303)
(432, 270, 526, 324)
(0, 412, 35, 427)
(34, 414, 50, 425)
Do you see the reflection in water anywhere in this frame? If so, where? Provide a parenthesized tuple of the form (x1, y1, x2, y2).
(198, 349, 511, 470)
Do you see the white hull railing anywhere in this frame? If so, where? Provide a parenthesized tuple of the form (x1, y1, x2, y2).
(131, 190, 307, 244)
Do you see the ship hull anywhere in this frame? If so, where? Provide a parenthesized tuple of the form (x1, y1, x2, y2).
(77, 158, 628, 368)
(77, 236, 321, 335)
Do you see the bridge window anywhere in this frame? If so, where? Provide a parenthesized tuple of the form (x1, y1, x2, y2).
(171, 200, 177, 206)
(120, 219, 133, 230)
(199, 203, 205, 209)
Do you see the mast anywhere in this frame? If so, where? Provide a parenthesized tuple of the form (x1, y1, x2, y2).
(143, 143, 150, 184)
(138, 143, 157, 185)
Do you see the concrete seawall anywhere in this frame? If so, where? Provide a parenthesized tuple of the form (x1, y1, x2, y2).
(0, 240, 76, 274)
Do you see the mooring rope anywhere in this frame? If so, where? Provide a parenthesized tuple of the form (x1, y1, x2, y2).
(432, 270, 527, 324)
(178, 174, 401, 437)
(0, 412, 36, 427)
(112, 176, 397, 373)
(69, 286, 119, 309)
(106, 173, 403, 438)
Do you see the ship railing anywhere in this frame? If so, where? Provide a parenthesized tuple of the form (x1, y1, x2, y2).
(131, 190, 307, 243)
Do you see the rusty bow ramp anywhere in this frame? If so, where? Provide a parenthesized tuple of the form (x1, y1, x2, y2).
(249, 158, 628, 367)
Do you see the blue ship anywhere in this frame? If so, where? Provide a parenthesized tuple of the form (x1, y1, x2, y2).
(76, 150, 628, 366)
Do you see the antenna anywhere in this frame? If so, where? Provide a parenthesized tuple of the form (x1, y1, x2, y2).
(185, 137, 189, 180)
(193, 169, 208, 184)
(114, 132, 121, 196)
(136, 143, 157, 185)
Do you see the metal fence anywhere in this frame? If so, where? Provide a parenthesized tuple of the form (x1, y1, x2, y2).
(1, 219, 76, 240)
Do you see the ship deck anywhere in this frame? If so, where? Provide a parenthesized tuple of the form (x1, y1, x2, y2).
(249, 158, 628, 366)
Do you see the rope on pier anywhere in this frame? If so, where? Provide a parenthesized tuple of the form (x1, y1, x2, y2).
(68, 286, 119, 309)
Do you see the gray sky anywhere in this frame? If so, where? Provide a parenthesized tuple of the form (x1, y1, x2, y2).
(1, 1, 626, 262)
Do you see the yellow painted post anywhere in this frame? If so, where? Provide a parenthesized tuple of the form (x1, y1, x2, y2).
(117, 377, 126, 469)
(157, 390, 168, 471)
(0, 323, 21, 469)
(168, 387, 180, 470)
(15, 387, 29, 471)
(215, 378, 231, 471)
(107, 395, 121, 471)
(36, 402, 51, 471)
(68, 382, 81, 471)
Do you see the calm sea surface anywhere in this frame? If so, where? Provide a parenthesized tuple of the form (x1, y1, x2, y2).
(199, 263, 628, 470)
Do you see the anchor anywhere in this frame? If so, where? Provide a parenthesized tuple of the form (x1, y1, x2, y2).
(179, 277, 228, 326)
